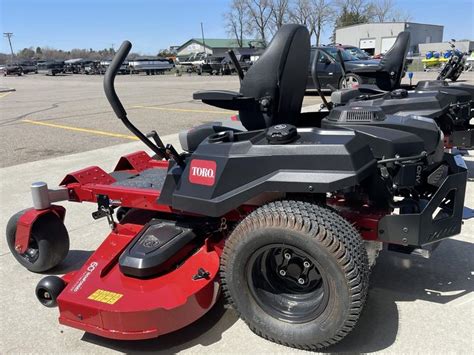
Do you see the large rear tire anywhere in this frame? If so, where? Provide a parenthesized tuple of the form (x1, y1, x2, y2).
(6, 211, 69, 272)
(221, 200, 369, 350)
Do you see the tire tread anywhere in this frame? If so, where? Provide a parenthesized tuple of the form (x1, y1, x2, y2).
(220, 200, 369, 350)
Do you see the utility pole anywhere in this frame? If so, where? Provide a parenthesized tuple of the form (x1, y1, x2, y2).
(200, 22, 207, 56)
(3, 32, 14, 63)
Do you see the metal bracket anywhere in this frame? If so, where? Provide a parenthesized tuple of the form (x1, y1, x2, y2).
(92, 195, 116, 229)
(165, 144, 185, 167)
(192, 267, 210, 280)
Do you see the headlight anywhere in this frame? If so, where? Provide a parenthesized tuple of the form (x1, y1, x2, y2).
(453, 56, 459, 62)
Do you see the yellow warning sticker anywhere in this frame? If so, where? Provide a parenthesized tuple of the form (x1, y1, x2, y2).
(88, 289, 123, 305)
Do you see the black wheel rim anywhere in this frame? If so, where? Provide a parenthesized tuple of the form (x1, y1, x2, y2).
(247, 244, 329, 323)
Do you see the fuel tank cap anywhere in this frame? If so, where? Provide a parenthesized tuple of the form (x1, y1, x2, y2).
(266, 124, 298, 144)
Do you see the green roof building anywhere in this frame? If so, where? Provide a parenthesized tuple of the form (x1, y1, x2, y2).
(176, 38, 264, 56)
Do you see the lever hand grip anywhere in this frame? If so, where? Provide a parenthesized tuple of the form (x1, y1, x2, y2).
(104, 40, 132, 119)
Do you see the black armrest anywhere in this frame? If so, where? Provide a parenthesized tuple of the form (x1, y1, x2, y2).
(193, 90, 242, 101)
(193, 90, 256, 111)
(331, 89, 363, 105)
(351, 65, 381, 74)
(331, 85, 388, 105)
(357, 84, 387, 95)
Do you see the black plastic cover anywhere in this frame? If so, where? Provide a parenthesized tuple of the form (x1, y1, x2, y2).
(323, 107, 443, 159)
(119, 220, 197, 278)
(160, 127, 376, 217)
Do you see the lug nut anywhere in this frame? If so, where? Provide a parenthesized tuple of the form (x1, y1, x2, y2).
(303, 261, 311, 268)
(298, 278, 305, 285)
(284, 252, 291, 260)
(279, 269, 287, 276)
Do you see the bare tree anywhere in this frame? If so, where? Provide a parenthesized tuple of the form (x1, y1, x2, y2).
(225, 0, 249, 47)
(334, 0, 371, 16)
(390, 8, 412, 22)
(368, 0, 412, 23)
(310, 0, 334, 45)
(246, 0, 274, 44)
(268, 0, 290, 34)
(289, 0, 314, 36)
(370, 0, 395, 22)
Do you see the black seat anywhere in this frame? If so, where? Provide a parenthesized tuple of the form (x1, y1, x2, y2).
(375, 31, 410, 91)
(182, 24, 310, 152)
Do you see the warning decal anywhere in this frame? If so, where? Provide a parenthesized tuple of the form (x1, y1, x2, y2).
(88, 289, 123, 305)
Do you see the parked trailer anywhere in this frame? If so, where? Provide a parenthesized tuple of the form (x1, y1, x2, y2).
(37, 61, 65, 76)
(128, 58, 174, 75)
(177, 52, 207, 73)
(19, 60, 38, 74)
(2, 64, 23, 76)
(64, 58, 96, 74)
(100, 60, 130, 74)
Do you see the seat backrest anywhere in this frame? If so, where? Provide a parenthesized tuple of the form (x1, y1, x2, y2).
(238, 24, 310, 131)
(377, 31, 410, 90)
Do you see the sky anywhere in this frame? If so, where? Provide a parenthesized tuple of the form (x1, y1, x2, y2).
(1, 0, 473, 55)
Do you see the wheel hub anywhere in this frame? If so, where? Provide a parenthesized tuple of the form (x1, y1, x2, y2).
(247, 244, 329, 323)
(276, 248, 319, 289)
(21, 238, 39, 263)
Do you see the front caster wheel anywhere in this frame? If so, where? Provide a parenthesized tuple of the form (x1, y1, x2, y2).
(6, 210, 69, 272)
(221, 200, 369, 350)
(36, 276, 66, 307)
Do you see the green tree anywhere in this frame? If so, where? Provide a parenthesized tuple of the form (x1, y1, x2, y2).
(331, 3, 370, 42)
(17, 47, 35, 59)
(335, 5, 369, 28)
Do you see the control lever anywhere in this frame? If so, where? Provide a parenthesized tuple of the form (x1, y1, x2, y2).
(311, 49, 331, 109)
(146, 130, 165, 148)
(336, 49, 347, 78)
(228, 50, 244, 81)
(165, 144, 185, 167)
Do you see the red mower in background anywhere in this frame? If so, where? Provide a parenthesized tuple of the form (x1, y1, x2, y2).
(6, 25, 469, 350)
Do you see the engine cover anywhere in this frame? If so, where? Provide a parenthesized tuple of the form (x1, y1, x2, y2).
(322, 106, 443, 161)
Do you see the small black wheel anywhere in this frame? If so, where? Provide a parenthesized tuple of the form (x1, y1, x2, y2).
(221, 200, 369, 350)
(36, 276, 66, 307)
(6, 210, 69, 272)
(339, 73, 362, 89)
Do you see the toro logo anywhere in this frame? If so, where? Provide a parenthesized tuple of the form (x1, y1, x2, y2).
(189, 159, 217, 186)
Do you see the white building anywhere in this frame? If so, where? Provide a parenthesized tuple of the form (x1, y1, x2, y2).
(335, 22, 444, 55)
